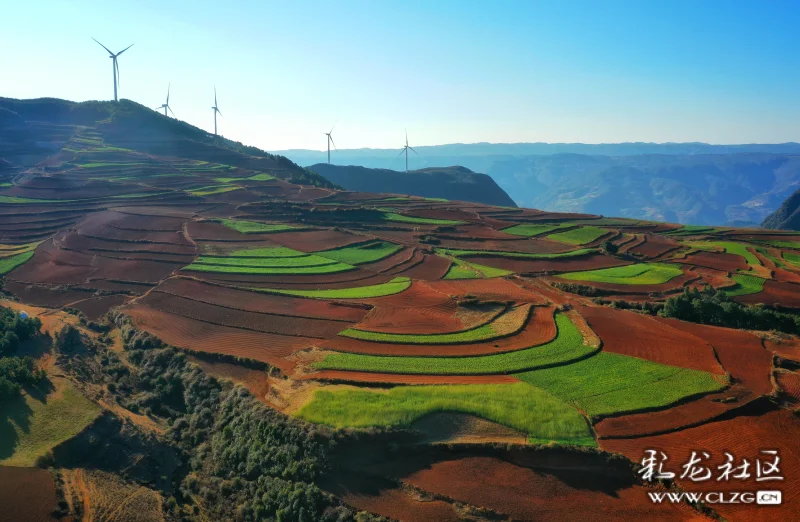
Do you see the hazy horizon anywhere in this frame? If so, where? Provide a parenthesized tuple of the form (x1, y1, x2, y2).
(3, 0, 799, 151)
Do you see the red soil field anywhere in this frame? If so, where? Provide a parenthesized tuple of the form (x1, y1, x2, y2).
(61, 231, 195, 255)
(436, 236, 575, 254)
(2, 281, 96, 308)
(736, 279, 800, 308)
(138, 291, 348, 339)
(655, 318, 774, 395)
(185, 220, 276, 242)
(763, 337, 800, 361)
(674, 251, 749, 272)
(389, 252, 452, 280)
(355, 281, 462, 333)
(602, 401, 800, 522)
(181, 266, 384, 288)
(687, 266, 734, 289)
(400, 456, 702, 521)
(354, 247, 415, 273)
(70, 294, 131, 319)
(627, 233, 683, 259)
(450, 223, 522, 239)
(158, 277, 369, 322)
(325, 305, 557, 357)
(125, 305, 314, 371)
(302, 370, 520, 385)
(404, 208, 478, 222)
(0, 466, 59, 522)
(91, 226, 191, 244)
(381, 249, 425, 276)
(552, 269, 698, 295)
(776, 370, 800, 403)
(595, 384, 755, 438)
(464, 251, 632, 273)
(188, 356, 271, 401)
(577, 306, 725, 374)
(90, 257, 185, 283)
(8, 241, 97, 284)
(427, 278, 549, 303)
(106, 211, 188, 230)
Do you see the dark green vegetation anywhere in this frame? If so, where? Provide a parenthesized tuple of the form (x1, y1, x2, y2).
(660, 286, 800, 333)
(0, 356, 45, 400)
(545, 226, 608, 245)
(185, 246, 355, 275)
(0, 306, 41, 357)
(316, 314, 597, 374)
(502, 223, 567, 237)
(316, 241, 402, 265)
(516, 352, 727, 417)
(297, 383, 596, 446)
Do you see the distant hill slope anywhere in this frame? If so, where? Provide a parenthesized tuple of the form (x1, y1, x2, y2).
(307, 163, 516, 207)
(281, 147, 800, 225)
(762, 188, 800, 230)
(0, 97, 336, 189)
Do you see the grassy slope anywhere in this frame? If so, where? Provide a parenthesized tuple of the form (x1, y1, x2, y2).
(687, 241, 761, 267)
(382, 212, 463, 225)
(316, 241, 402, 265)
(316, 314, 597, 374)
(0, 251, 34, 275)
(256, 277, 411, 299)
(297, 383, 595, 446)
(218, 219, 301, 234)
(0, 380, 101, 466)
(559, 263, 683, 285)
(545, 226, 608, 245)
(725, 273, 766, 296)
(516, 352, 727, 417)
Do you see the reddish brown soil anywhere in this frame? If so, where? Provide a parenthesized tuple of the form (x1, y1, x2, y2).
(89, 257, 184, 283)
(270, 229, 368, 252)
(70, 294, 131, 319)
(578, 306, 725, 374)
(355, 247, 415, 273)
(655, 318, 774, 395)
(627, 233, 683, 259)
(764, 338, 800, 361)
(325, 305, 557, 356)
(157, 277, 369, 322)
(687, 266, 733, 288)
(125, 304, 315, 371)
(186, 269, 390, 289)
(391, 252, 452, 280)
(427, 278, 548, 303)
(400, 456, 702, 521)
(1, 282, 96, 308)
(736, 280, 800, 308)
(437, 236, 576, 254)
(602, 401, 800, 522)
(674, 251, 749, 272)
(595, 384, 755, 438)
(355, 281, 462, 334)
(0, 466, 58, 521)
(188, 356, 271, 401)
(776, 371, 800, 403)
(302, 371, 520, 385)
(465, 252, 632, 273)
(137, 291, 348, 339)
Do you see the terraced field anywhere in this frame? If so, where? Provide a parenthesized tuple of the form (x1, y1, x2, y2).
(3, 99, 800, 520)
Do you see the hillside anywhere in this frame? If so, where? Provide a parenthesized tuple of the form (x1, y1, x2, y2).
(280, 146, 800, 225)
(308, 163, 516, 207)
(762, 187, 800, 230)
(1, 98, 800, 521)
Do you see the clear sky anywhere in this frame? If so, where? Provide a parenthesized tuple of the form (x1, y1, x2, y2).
(2, 0, 799, 151)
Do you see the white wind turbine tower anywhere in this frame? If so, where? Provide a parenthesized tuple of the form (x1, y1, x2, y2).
(92, 38, 134, 102)
(397, 130, 418, 172)
(211, 87, 223, 135)
(156, 84, 175, 117)
(323, 125, 336, 164)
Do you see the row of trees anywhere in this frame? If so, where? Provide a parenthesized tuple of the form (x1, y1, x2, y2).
(0, 305, 46, 399)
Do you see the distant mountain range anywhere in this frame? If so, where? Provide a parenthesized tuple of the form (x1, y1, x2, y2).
(307, 164, 516, 207)
(277, 143, 800, 226)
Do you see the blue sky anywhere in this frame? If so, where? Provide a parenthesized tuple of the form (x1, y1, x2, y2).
(2, 0, 798, 150)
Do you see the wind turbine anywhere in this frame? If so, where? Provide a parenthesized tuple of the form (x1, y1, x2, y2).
(323, 125, 336, 164)
(397, 130, 418, 172)
(92, 38, 134, 102)
(156, 83, 175, 117)
(211, 87, 222, 135)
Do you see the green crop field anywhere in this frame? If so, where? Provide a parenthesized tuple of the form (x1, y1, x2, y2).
(662, 225, 717, 236)
(756, 247, 785, 268)
(316, 241, 402, 265)
(257, 277, 412, 299)
(559, 263, 683, 285)
(761, 240, 800, 250)
(443, 262, 479, 279)
(439, 247, 594, 259)
(0, 381, 101, 466)
(545, 226, 608, 245)
(296, 383, 595, 446)
(226, 247, 308, 257)
(724, 273, 766, 296)
(0, 251, 34, 274)
(442, 257, 513, 279)
(338, 305, 526, 344)
(218, 219, 302, 234)
(686, 241, 761, 268)
(214, 173, 276, 183)
(502, 223, 567, 237)
(184, 261, 353, 275)
(381, 212, 464, 225)
(516, 352, 727, 417)
(783, 251, 800, 267)
(0, 195, 66, 204)
(316, 313, 598, 374)
(187, 185, 242, 196)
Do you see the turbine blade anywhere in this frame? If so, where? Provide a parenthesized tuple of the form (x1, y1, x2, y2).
(397, 148, 406, 156)
(409, 146, 419, 156)
(329, 136, 336, 150)
(168, 106, 176, 118)
(92, 37, 114, 55)
(116, 43, 134, 55)
(166, 83, 170, 104)
(329, 124, 335, 135)
(217, 108, 223, 117)
(214, 86, 217, 106)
